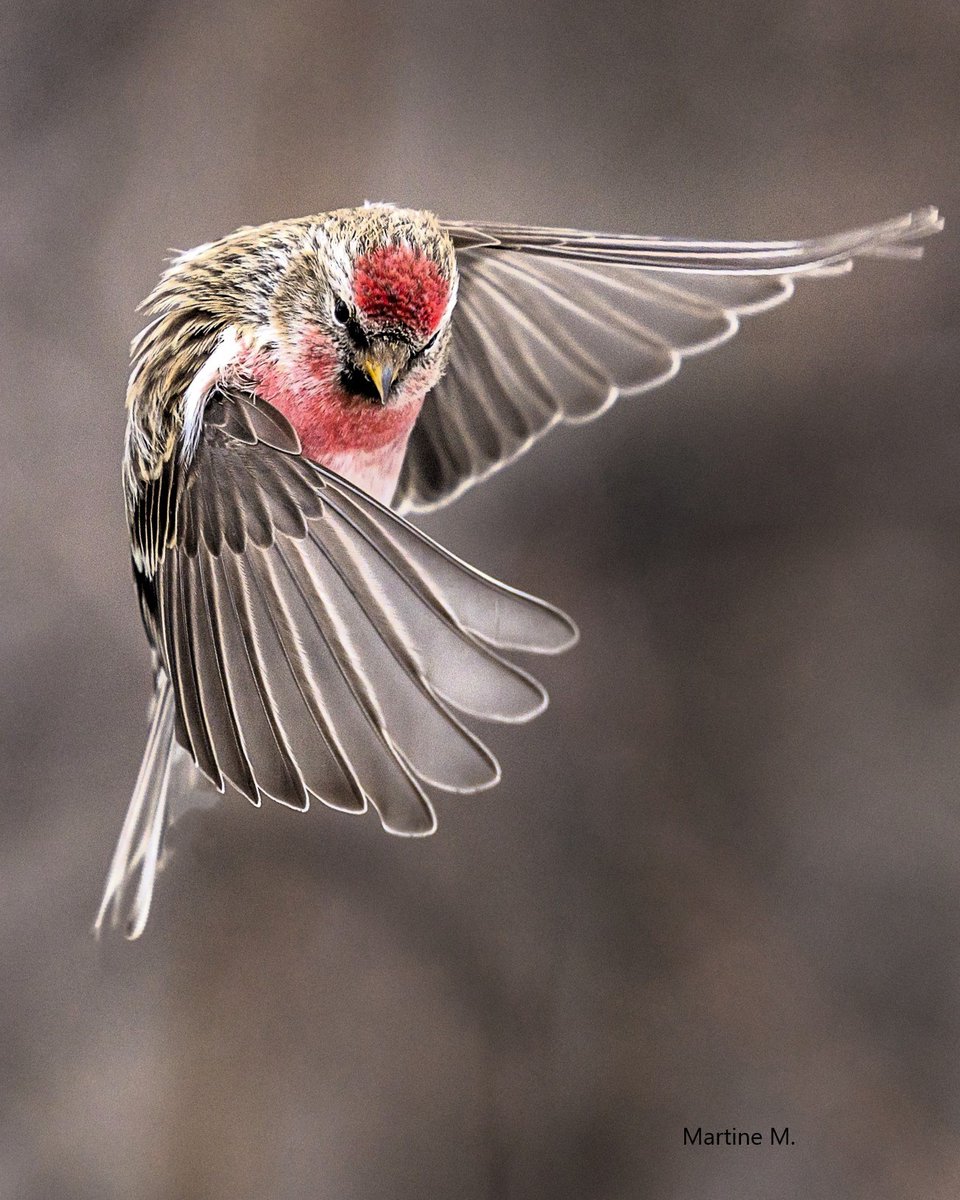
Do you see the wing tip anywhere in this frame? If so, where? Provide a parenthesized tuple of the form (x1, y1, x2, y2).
(907, 204, 943, 235)
(540, 607, 580, 655)
(850, 205, 944, 262)
(378, 802, 439, 838)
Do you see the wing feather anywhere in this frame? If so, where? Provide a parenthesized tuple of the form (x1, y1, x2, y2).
(203, 533, 312, 807)
(184, 551, 259, 801)
(270, 537, 436, 834)
(323, 473, 576, 655)
(162, 550, 222, 789)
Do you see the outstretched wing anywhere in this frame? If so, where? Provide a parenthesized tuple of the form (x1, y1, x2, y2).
(153, 387, 577, 836)
(393, 207, 942, 512)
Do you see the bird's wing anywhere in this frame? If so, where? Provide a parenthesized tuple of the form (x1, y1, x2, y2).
(151, 386, 577, 836)
(393, 207, 942, 512)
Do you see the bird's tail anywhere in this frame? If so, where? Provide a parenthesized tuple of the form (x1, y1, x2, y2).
(94, 671, 215, 939)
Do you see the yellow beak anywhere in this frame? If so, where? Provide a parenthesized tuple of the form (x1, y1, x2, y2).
(363, 357, 395, 405)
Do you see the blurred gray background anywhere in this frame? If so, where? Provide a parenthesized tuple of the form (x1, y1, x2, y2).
(2, 1, 958, 1197)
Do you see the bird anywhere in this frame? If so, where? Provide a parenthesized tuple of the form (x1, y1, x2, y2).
(96, 202, 943, 938)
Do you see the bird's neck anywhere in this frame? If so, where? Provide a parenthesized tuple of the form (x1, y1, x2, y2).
(239, 336, 427, 505)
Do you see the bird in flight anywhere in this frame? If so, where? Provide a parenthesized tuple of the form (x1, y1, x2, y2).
(97, 203, 943, 937)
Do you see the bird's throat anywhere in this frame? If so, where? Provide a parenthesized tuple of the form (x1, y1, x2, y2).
(240, 341, 426, 504)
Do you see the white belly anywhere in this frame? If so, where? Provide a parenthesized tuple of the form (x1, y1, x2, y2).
(322, 440, 408, 505)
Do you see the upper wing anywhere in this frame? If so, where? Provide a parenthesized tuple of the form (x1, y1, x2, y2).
(153, 387, 577, 836)
(393, 207, 943, 512)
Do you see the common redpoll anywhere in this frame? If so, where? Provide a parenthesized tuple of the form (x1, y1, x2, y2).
(96, 203, 943, 937)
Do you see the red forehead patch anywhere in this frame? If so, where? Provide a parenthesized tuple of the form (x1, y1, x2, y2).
(352, 244, 449, 338)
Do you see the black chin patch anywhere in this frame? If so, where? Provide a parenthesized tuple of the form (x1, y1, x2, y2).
(339, 364, 383, 402)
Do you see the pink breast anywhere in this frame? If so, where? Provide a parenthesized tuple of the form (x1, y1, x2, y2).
(240, 339, 426, 500)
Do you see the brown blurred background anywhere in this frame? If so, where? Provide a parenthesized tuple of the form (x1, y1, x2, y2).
(2, 1, 958, 1197)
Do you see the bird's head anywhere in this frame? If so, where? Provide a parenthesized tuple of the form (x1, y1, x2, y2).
(267, 206, 458, 407)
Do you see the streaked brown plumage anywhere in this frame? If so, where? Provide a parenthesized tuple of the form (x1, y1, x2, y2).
(98, 203, 943, 937)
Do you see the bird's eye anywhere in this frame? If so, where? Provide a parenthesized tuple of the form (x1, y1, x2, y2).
(333, 298, 350, 324)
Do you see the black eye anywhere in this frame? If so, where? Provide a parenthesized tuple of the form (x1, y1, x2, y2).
(333, 298, 350, 324)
